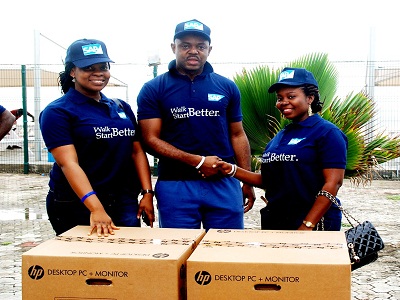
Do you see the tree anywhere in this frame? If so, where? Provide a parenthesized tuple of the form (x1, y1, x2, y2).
(234, 53, 400, 183)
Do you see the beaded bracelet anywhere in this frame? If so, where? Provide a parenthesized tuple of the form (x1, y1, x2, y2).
(81, 191, 96, 203)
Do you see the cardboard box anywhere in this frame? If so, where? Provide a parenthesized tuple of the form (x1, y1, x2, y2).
(22, 226, 205, 300)
(187, 229, 351, 300)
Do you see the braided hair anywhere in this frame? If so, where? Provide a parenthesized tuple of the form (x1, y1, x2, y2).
(301, 84, 323, 113)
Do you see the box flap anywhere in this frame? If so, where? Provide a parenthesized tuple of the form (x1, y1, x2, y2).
(188, 229, 350, 265)
(23, 226, 206, 260)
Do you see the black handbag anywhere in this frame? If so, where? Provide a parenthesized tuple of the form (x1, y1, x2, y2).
(345, 220, 384, 270)
(317, 190, 385, 271)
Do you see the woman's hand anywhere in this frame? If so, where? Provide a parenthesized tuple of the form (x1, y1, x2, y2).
(298, 223, 314, 231)
(89, 209, 119, 237)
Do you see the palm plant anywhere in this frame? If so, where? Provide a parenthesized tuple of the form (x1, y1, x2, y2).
(234, 53, 400, 183)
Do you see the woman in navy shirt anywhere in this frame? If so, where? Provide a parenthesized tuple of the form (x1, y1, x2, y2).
(40, 39, 154, 236)
(216, 67, 347, 231)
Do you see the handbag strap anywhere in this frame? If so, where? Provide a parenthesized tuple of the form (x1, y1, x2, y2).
(316, 190, 361, 227)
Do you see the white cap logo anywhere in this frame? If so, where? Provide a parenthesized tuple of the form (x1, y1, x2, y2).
(82, 44, 104, 56)
(184, 21, 204, 31)
(279, 69, 295, 81)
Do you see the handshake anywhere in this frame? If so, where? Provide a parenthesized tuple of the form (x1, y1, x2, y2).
(196, 155, 239, 179)
(213, 161, 238, 177)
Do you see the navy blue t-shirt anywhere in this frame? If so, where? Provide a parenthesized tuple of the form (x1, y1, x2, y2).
(0, 105, 5, 114)
(39, 88, 140, 193)
(260, 114, 348, 227)
(137, 60, 243, 180)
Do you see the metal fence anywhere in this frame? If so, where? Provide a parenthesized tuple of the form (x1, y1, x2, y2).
(0, 61, 399, 177)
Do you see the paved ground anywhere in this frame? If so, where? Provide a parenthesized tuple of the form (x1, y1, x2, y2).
(0, 173, 399, 300)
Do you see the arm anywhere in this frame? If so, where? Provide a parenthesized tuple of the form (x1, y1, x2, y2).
(0, 109, 16, 140)
(27, 111, 35, 122)
(214, 160, 263, 188)
(138, 118, 221, 176)
(50, 144, 119, 236)
(229, 121, 256, 212)
(131, 140, 155, 227)
(298, 168, 345, 230)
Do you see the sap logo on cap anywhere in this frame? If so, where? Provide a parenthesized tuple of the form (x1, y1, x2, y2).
(208, 94, 224, 101)
(279, 69, 295, 81)
(184, 20, 204, 31)
(82, 44, 104, 56)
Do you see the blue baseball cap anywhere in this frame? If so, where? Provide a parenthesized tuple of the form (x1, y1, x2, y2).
(268, 67, 318, 93)
(174, 19, 211, 43)
(65, 38, 114, 68)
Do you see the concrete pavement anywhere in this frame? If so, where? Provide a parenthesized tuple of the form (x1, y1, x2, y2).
(0, 173, 399, 299)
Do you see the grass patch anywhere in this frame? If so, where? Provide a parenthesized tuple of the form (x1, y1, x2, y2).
(341, 223, 352, 228)
(387, 195, 400, 201)
(1, 241, 13, 246)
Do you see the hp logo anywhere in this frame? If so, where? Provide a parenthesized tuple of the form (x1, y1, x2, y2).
(194, 271, 211, 285)
(28, 265, 44, 280)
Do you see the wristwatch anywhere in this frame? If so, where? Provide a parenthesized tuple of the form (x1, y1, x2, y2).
(140, 189, 155, 195)
(302, 220, 315, 228)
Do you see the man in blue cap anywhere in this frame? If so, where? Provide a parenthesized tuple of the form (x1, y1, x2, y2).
(137, 19, 255, 230)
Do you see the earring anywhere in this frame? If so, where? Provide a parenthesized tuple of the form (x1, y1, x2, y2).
(308, 105, 313, 116)
(72, 77, 76, 83)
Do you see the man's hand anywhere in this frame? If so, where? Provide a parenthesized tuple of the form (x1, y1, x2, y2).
(242, 183, 255, 213)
